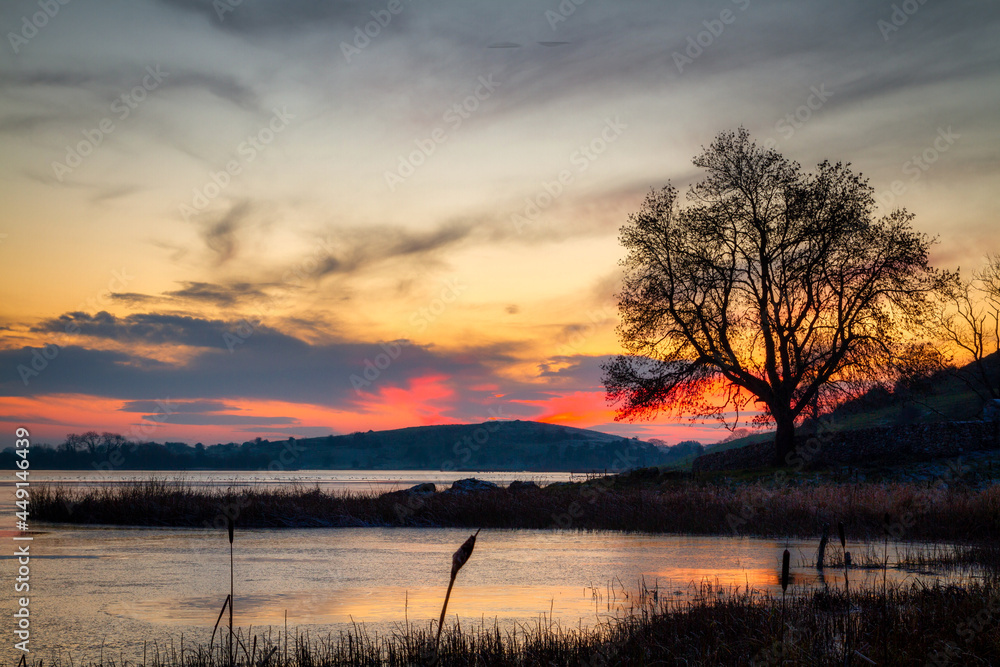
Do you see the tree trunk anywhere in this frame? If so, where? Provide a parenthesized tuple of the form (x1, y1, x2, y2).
(773, 413, 796, 467)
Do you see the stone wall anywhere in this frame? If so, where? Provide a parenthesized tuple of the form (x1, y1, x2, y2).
(691, 420, 1000, 473)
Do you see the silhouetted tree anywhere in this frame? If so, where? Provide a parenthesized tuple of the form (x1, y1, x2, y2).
(101, 432, 128, 457)
(603, 129, 948, 465)
(65, 431, 102, 456)
(933, 253, 1000, 400)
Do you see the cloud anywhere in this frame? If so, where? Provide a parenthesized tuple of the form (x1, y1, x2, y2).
(2, 313, 558, 430)
(142, 413, 298, 426)
(313, 221, 475, 278)
(0, 67, 260, 115)
(203, 200, 251, 264)
(237, 426, 335, 438)
(165, 281, 271, 307)
(120, 399, 239, 413)
(2, 315, 518, 410)
(155, 0, 384, 36)
(109, 293, 161, 306)
(536, 355, 609, 388)
(30, 312, 305, 351)
(109, 281, 275, 309)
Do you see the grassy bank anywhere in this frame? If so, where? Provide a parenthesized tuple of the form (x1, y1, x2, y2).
(32, 475, 1000, 542)
(20, 577, 1000, 666)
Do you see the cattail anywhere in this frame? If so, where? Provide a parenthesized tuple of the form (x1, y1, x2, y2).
(227, 515, 235, 667)
(844, 551, 852, 597)
(435, 529, 481, 653)
(780, 548, 790, 646)
(451, 529, 479, 578)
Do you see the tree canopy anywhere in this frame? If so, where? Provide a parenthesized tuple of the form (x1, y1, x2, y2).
(603, 129, 949, 464)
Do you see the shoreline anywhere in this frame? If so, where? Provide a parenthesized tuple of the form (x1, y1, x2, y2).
(32, 471, 1000, 543)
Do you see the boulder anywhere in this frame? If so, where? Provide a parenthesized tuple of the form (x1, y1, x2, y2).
(448, 478, 499, 493)
(382, 482, 435, 500)
(507, 480, 539, 491)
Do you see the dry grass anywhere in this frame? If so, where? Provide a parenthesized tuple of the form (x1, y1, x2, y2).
(16, 576, 1000, 666)
(31, 478, 1000, 542)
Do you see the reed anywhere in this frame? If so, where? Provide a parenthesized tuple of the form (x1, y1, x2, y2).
(434, 529, 480, 658)
(23, 575, 1000, 666)
(31, 479, 1000, 543)
(227, 515, 235, 667)
(779, 548, 789, 646)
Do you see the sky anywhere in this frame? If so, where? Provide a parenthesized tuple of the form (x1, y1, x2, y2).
(1, 0, 998, 446)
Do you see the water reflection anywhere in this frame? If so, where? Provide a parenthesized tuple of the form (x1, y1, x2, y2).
(0, 526, 978, 666)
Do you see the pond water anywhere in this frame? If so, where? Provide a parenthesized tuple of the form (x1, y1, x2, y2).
(0, 525, 978, 666)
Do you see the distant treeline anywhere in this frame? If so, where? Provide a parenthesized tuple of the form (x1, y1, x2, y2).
(1, 422, 705, 472)
(2, 431, 275, 470)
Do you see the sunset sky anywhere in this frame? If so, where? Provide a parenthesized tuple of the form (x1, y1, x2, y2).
(1, 0, 998, 446)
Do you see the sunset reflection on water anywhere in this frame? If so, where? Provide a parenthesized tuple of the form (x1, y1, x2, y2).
(0, 526, 974, 666)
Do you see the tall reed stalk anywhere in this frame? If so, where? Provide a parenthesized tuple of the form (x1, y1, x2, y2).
(838, 521, 852, 666)
(227, 516, 235, 667)
(435, 529, 481, 658)
(780, 549, 790, 645)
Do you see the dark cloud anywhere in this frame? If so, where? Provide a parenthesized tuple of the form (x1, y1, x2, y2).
(166, 71, 260, 112)
(536, 355, 610, 389)
(1, 316, 527, 411)
(30, 312, 306, 352)
(110, 281, 274, 309)
(156, 0, 384, 35)
(165, 281, 271, 307)
(143, 413, 298, 426)
(0, 68, 260, 114)
(203, 201, 250, 264)
(109, 293, 161, 306)
(0, 113, 61, 134)
(237, 426, 336, 438)
(305, 221, 475, 279)
(120, 399, 238, 413)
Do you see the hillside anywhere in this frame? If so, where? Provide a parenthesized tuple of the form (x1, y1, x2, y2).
(680, 353, 1000, 468)
(9, 420, 690, 472)
(238, 420, 677, 471)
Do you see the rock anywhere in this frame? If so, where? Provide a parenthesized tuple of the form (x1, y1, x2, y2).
(382, 482, 436, 500)
(507, 480, 539, 491)
(447, 478, 499, 493)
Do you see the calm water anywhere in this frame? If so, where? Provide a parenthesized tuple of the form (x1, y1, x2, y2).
(0, 526, 976, 666)
(0, 472, 979, 665)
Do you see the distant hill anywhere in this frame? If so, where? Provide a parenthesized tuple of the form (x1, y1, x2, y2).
(284, 420, 678, 471)
(7, 420, 696, 472)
